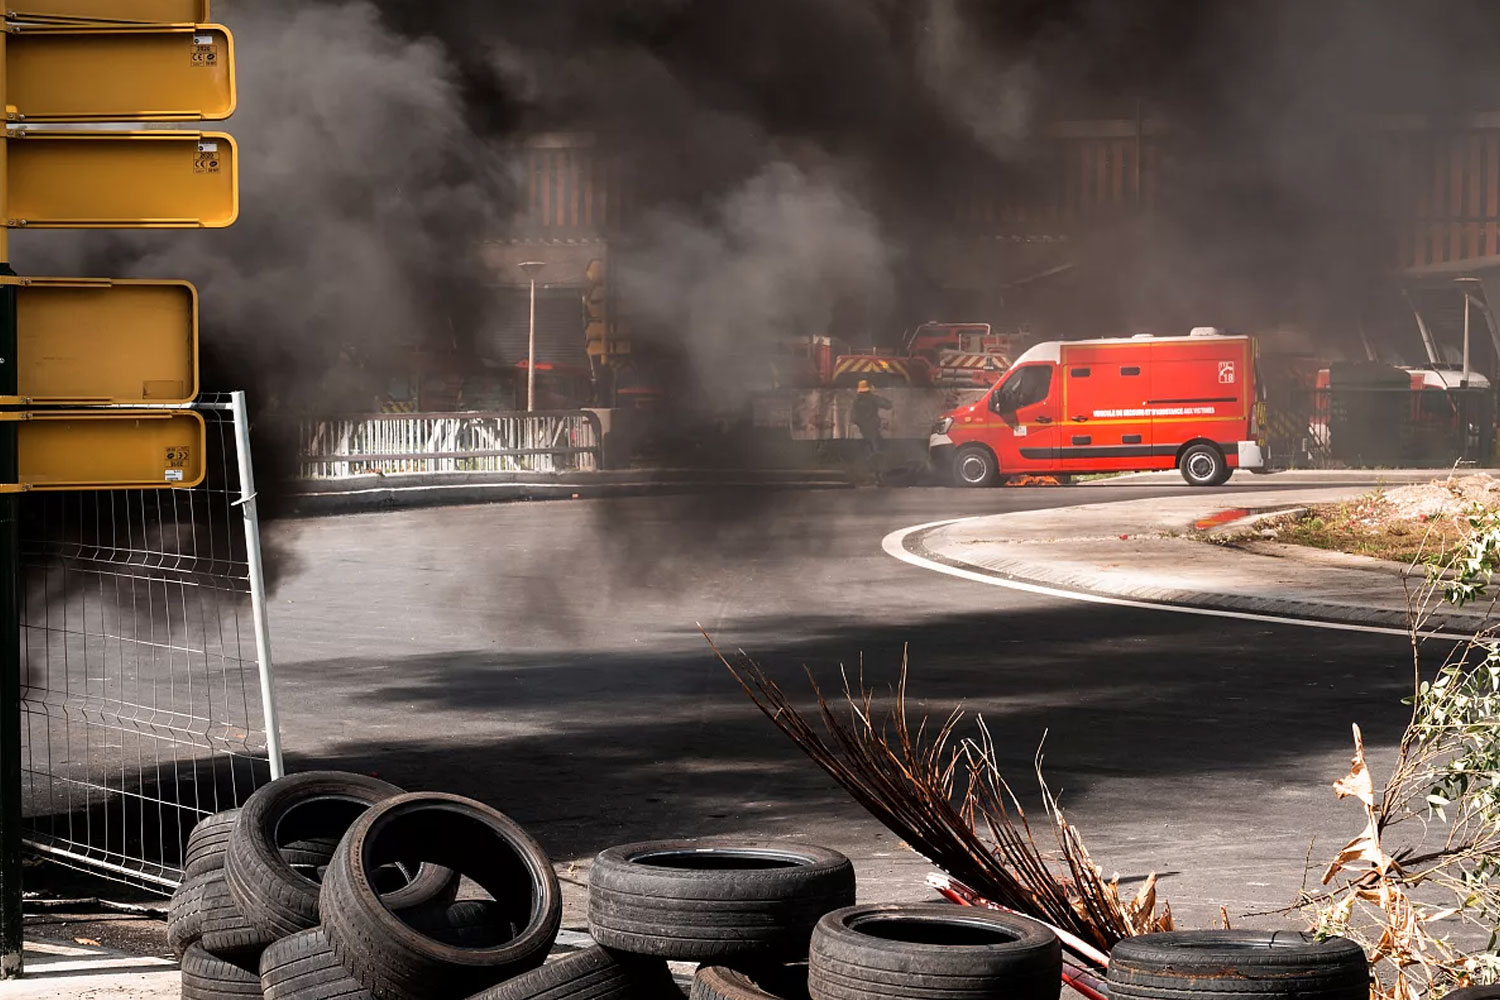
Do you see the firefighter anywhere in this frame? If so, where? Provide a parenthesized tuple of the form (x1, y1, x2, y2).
(852, 379, 893, 483)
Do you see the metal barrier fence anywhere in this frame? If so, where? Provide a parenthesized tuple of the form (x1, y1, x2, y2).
(298, 411, 602, 479)
(17, 393, 282, 893)
(1264, 385, 1495, 469)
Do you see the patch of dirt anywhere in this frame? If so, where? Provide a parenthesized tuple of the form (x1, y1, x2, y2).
(1263, 474, 1500, 564)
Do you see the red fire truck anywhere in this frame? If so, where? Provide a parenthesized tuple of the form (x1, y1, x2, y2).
(929, 329, 1267, 486)
(831, 323, 1019, 388)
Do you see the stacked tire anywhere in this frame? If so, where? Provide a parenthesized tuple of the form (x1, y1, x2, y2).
(1107, 930, 1370, 1000)
(564, 839, 854, 1000)
(574, 840, 1063, 1000)
(165, 773, 560, 1000)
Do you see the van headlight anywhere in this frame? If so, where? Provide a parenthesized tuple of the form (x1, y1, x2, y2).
(933, 417, 953, 434)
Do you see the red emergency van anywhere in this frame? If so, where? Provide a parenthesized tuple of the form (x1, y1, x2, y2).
(929, 329, 1266, 486)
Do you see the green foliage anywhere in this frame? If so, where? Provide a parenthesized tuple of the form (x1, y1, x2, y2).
(1405, 508, 1500, 924)
(1443, 507, 1500, 607)
(1409, 655, 1500, 834)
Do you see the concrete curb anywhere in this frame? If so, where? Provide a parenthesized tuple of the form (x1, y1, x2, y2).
(287, 469, 852, 515)
(1080, 468, 1495, 486)
(897, 488, 1498, 636)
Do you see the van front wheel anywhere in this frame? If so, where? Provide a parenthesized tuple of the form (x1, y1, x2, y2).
(1180, 444, 1230, 487)
(954, 446, 999, 487)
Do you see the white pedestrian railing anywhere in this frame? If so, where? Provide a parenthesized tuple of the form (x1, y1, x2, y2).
(299, 411, 603, 479)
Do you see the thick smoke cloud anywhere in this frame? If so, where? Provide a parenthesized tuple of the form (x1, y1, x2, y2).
(620, 163, 894, 405)
(22, 0, 512, 423)
(938, 0, 1500, 352)
(20, 0, 1500, 457)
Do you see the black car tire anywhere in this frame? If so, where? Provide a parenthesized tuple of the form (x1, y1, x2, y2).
(468, 945, 679, 1000)
(808, 903, 1060, 1000)
(1179, 443, 1230, 487)
(166, 873, 211, 958)
(403, 899, 520, 949)
(260, 927, 375, 1000)
(279, 836, 340, 869)
(694, 965, 810, 1000)
(1107, 931, 1369, 1000)
(320, 792, 561, 1000)
(181, 943, 263, 999)
(588, 840, 855, 963)
(183, 810, 239, 879)
(226, 771, 457, 939)
(953, 445, 999, 487)
(198, 871, 278, 960)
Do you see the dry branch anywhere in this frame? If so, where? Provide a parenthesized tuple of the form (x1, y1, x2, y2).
(711, 639, 1171, 952)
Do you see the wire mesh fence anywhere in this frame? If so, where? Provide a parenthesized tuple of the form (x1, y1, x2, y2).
(16, 393, 281, 893)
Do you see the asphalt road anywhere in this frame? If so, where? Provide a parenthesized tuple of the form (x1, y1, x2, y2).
(262, 480, 1423, 929)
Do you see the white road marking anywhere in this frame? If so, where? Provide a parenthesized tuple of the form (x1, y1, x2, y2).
(881, 517, 1472, 642)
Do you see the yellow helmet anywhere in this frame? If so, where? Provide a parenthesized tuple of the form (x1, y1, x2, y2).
(857, 379, 873, 392)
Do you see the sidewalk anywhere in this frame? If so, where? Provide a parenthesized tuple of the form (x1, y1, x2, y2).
(0, 940, 176, 1000)
(901, 484, 1497, 635)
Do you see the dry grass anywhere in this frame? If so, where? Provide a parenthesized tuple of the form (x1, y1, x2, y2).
(1265, 475, 1500, 564)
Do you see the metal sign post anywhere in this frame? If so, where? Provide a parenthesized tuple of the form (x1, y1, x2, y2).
(0, 276, 19, 981)
(0, 0, 237, 976)
(0, 20, 20, 979)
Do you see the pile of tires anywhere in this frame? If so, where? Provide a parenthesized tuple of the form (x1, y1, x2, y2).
(166, 772, 560, 1000)
(166, 772, 1070, 1000)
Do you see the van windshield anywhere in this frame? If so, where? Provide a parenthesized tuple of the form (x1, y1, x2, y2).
(993, 365, 1052, 413)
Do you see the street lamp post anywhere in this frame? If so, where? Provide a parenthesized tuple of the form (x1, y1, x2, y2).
(518, 261, 546, 412)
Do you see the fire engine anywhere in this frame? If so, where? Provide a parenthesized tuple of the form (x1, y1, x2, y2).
(831, 323, 1019, 388)
(1308, 363, 1493, 465)
(930, 328, 1267, 487)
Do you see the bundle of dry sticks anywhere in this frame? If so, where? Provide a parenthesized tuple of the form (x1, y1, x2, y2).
(715, 645, 1175, 961)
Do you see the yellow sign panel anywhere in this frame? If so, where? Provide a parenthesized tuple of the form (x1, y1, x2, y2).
(3, 410, 205, 491)
(8, 278, 198, 405)
(8, 130, 238, 227)
(6, 1, 209, 24)
(9, 25, 235, 122)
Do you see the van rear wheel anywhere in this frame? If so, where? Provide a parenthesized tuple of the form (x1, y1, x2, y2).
(954, 446, 999, 487)
(1180, 444, 1230, 487)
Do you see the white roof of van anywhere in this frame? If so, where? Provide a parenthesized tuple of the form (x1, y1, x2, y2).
(1410, 367, 1492, 390)
(1010, 332, 1248, 366)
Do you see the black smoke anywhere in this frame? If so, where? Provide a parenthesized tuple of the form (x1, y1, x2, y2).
(16, 0, 1500, 501)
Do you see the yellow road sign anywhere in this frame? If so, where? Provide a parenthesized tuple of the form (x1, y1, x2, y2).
(5, 277, 197, 405)
(6, 1, 209, 24)
(2, 410, 205, 491)
(8, 24, 235, 122)
(8, 130, 237, 227)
